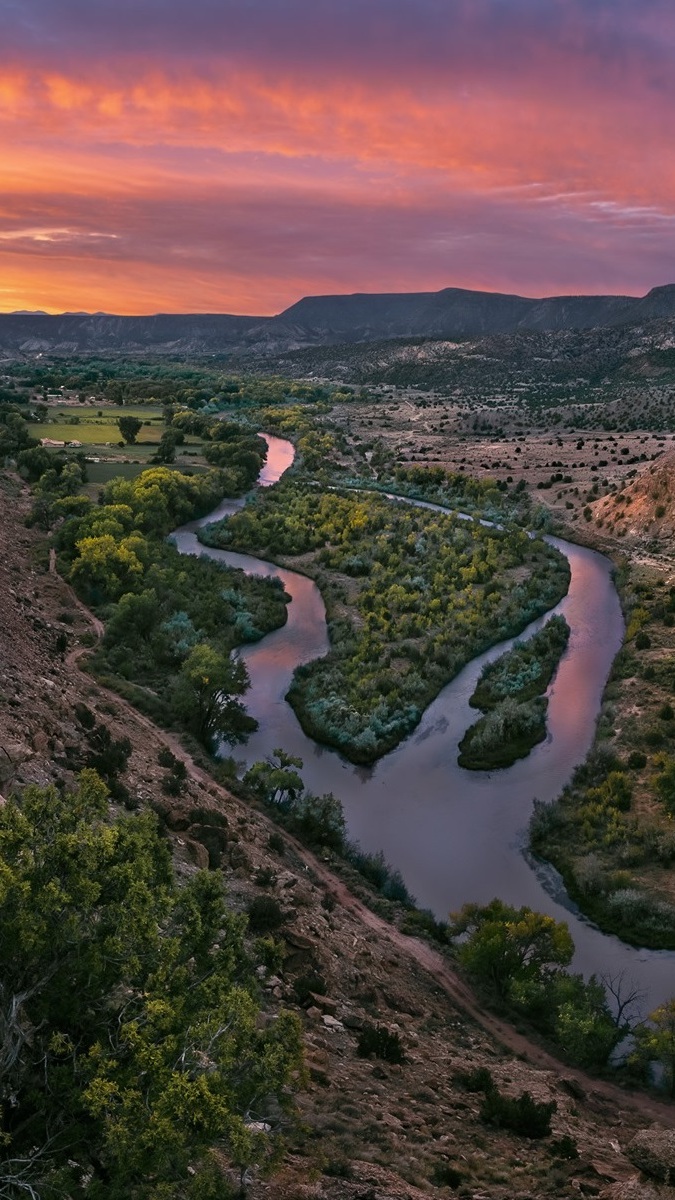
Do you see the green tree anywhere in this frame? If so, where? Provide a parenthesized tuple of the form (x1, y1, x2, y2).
(634, 999, 675, 1096)
(172, 642, 255, 750)
(243, 749, 304, 806)
(117, 415, 143, 445)
(0, 771, 303, 1197)
(70, 533, 146, 603)
(152, 429, 178, 464)
(552, 976, 624, 1069)
(16, 444, 52, 481)
(449, 899, 574, 1000)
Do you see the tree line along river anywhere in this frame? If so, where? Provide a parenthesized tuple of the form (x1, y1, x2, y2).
(171, 434, 675, 1016)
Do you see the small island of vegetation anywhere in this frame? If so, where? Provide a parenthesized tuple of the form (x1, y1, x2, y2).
(458, 615, 570, 769)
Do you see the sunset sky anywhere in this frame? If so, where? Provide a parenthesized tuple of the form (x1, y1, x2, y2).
(2, 0, 674, 314)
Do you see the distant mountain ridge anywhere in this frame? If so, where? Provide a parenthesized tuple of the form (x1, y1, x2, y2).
(2, 284, 675, 355)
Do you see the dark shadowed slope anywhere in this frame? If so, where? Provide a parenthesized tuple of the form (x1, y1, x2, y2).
(3, 284, 675, 355)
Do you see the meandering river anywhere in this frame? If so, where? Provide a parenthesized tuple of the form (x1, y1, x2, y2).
(173, 435, 675, 1012)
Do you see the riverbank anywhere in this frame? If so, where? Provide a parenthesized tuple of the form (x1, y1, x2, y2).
(530, 552, 675, 950)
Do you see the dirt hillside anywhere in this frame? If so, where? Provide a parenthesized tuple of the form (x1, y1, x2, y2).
(591, 451, 675, 551)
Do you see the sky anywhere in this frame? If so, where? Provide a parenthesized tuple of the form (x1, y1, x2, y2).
(1, 0, 675, 314)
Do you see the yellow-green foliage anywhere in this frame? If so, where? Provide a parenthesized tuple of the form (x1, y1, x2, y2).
(203, 482, 570, 762)
(0, 772, 302, 1196)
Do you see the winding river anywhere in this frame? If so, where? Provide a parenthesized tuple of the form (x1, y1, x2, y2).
(173, 435, 675, 1013)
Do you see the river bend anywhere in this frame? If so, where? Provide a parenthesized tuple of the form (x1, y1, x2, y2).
(172, 435, 675, 1012)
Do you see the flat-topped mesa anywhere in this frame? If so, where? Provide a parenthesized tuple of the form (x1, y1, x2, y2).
(3, 283, 675, 354)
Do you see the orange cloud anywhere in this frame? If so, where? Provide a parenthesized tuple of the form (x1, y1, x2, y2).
(1, 44, 674, 313)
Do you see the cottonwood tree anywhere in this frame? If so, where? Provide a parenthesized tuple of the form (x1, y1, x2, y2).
(243, 749, 304, 806)
(117, 415, 143, 444)
(634, 999, 675, 1096)
(172, 642, 255, 750)
(449, 900, 627, 1068)
(449, 899, 574, 1000)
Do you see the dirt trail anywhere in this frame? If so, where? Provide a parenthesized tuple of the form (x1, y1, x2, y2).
(59, 567, 675, 1131)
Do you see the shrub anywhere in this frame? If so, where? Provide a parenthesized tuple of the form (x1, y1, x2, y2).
(254, 936, 285, 975)
(429, 1162, 462, 1188)
(574, 854, 607, 895)
(161, 772, 185, 797)
(85, 723, 132, 794)
(294, 972, 327, 1005)
(356, 1023, 405, 1063)
(635, 631, 651, 650)
(246, 895, 285, 934)
(322, 1160, 353, 1179)
(627, 750, 647, 769)
(345, 845, 416, 906)
(480, 1089, 556, 1138)
(254, 866, 276, 888)
(268, 831, 286, 856)
(74, 702, 96, 730)
(285, 790, 346, 852)
(455, 1066, 494, 1093)
(550, 1135, 579, 1160)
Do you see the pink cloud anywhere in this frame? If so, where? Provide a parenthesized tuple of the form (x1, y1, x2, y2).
(1, 1, 674, 311)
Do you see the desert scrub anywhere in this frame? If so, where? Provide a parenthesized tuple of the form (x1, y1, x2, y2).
(201, 481, 570, 763)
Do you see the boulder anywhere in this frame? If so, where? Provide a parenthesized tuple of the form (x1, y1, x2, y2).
(308, 993, 339, 1014)
(625, 1129, 675, 1185)
(163, 808, 190, 832)
(284, 930, 314, 951)
(321, 1014, 344, 1032)
(186, 823, 228, 869)
(600, 1180, 666, 1199)
(181, 837, 210, 871)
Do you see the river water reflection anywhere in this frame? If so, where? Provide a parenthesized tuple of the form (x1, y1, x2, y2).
(172, 435, 675, 1012)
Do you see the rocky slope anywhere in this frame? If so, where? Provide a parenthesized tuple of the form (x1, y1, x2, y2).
(1, 470, 674, 1198)
(591, 450, 675, 547)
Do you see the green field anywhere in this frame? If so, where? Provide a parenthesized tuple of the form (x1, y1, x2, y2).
(84, 459, 208, 486)
(29, 406, 204, 454)
(31, 419, 165, 446)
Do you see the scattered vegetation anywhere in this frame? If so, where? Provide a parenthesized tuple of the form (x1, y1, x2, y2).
(480, 1086, 556, 1140)
(28, 433, 291, 751)
(470, 615, 570, 711)
(530, 570, 675, 948)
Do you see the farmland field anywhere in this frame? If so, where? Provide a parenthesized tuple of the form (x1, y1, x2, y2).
(84, 459, 208, 486)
